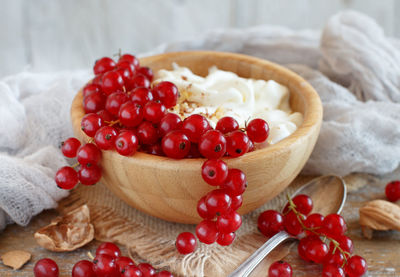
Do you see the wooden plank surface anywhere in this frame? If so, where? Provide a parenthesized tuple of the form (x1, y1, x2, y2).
(0, 172, 399, 276)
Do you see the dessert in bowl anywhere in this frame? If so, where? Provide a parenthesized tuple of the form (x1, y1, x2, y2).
(70, 51, 322, 224)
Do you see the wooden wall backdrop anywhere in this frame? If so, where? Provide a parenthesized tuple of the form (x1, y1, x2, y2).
(1, 0, 399, 77)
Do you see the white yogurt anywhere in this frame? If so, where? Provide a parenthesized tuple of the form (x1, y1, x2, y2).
(154, 64, 303, 145)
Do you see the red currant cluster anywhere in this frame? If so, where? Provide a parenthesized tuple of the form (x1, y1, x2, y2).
(258, 194, 367, 277)
(385, 180, 400, 202)
(33, 242, 173, 277)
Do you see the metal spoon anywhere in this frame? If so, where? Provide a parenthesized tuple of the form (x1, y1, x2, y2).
(228, 175, 347, 277)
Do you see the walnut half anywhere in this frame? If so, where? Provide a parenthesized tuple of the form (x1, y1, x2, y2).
(359, 199, 400, 239)
(34, 205, 94, 252)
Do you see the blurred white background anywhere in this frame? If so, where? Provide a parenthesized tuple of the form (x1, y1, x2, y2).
(1, 0, 399, 77)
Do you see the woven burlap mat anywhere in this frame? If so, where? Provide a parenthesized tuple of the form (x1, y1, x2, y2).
(57, 174, 355, 277)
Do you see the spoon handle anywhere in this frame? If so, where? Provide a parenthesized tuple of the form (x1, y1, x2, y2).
(228, 231, 292, 277)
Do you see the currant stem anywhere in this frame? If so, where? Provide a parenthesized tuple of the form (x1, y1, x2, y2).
(105, 119, 120, 127)
(87, 251, 95, 261)
(72, 162, 80, 169)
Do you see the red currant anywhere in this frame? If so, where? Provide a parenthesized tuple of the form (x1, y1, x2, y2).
(119, 54, 139, 69)
(304, 213, 324, 235)
(78, 164, 102, 185)
(61, 137, 81, 158)
(158, 113, 182, 138)
(83, 91, 106, 114)
(330, 235, 353, 253)
(225, 131, 250, 157)
(141, 143, 164, 156)
(216, 210, 242, 233)
(34, 258, 59, 277)
(144, 101, 166, 123)
(230, 194, 243, 211)
(77, 143, 102, 166)
(201, 159, 228, 186)
(121, 265, 142, 277)
(154, 271, 173, 277)
(97, 109, 115, 122)
(83, 83, 101, 98)
(324, 251, 345, 267)
(55, 166, 78, 190)
(205, 189, 232, 215)
(220, 168, 247, 196)
(93, 254, 119, 276)
(137, 121, 159, 145)
(130, 74, 150, 89)
(105, 91, 129, 116)
(345, 255, 367, 277)
(385, 180, 400, 202)
(161, 130, 191, 159)
(197, 196, 214, 219)
(187, 143, 201, 158)
(152, 81, 179, 109)
(72, 260, 96, 277)
(268, 261, 292, 277)
(119, 102, 144, 127)
(102, 71, 125, 95)
(175, 232, 197, 255)
(215, 116, 239, 134)
(321, 214, 347, 239)
(298, 235, 319, 262)
(198, 130, 226, 159)
(181, 114, 211, 143)
(115, 130, 138, 156)
(115, 256, 135, 274)
(94, 126, 118, 150)
(81, 113, 104, 137)
(137, 67, 154, 82)
(195, 220, 219, 244)
(283, 194, 313, 215)
(216, 232, 236, 246)
(116, 62, 135, 83)
(94, 57, 116, 75)
(130, 87, 154, 106)
(322, 264, 345, 277)
(246, 118, 269, 143)
(92, 74, 104, 86)
(304, 236, 329, 263)
(137, 263, 155, 277)
(96, 242, 121, 258)
(283, 211, 304, 236)
(258, 210, 284, 238)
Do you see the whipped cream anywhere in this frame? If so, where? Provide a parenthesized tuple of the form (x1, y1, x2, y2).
(154, 64, 303, 145)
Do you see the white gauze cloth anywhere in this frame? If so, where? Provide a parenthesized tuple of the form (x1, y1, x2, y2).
(1, 11, 399, 230)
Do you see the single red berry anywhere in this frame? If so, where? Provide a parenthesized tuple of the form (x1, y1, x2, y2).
(137, 263, 156, 277)
(216, 211, 242, 233)
(137, 121, 159, 145)
(198, 130, 226, 159)
(205, 189, 232, 216)
(304, 236, 329, 263)
(246, 118, 269, 143)
(321, 214, 347, 239)
(216, 116, 239, 134)
(197, 196, 214, 219)
(283, 194, 313, 216)
(130, 74, 150, 89)
(158, 113, 182, 138)
(115, 131, 138, 156)
(96, 242, 121, 258)
(93, 254, 119, 277)
(216, 232, 236, 246)
(304, 213, 324, 235)
(83, 83, 102, 98)
(322, 264, 345, 277)
(94, 57, 116, 75)
(152, 81, 179, 109)
(268, 261, 292, 277)
(61, 137, 81, 158)
(186, 143, 201, 158)
(77, 143, 102, 166)
(141, 143, 164, 156)
(385, 180, 400, 202)
(119, 54, 140, 69)
(78, 164, 102, 185)
(137, 67, 154, 82)
(181, 114, 211, 143)
(195, 220, 219, 244)
(298, 235, 319, 262)
(121, 265, 142, 277)
(161, 130, 191, 159)
(175, 232, 197, 255)
(92, 74, 103, 86)
(330, 235, 354, 254)
(220, 168, 247, 196)
(144, 101, 166, 123)
(257, 210, 284, 238)
(94, 126, 118, 150)
(115, 61, 135, 83)
(115, 256, 135, 274)
(105, 91, 129, 116)
(119, 102, 144, 127)
(55, 166, 78, 190)
(81, 113, 104, 137)
(154, 271, 173, 277)
(72, 260, 96, 277)
(130, 87, 154, 106)
(345, 255, 367, 277)
(324, 251, 345, 267)
(97, 109, 115, 122)
(102, 71, 125, 95)
(230, 194, 243, 211)
(34, 258, 59, 277)
(201, 159, 228, 186)
(83, 91, 106, 114)
(283, 211, 304, 236)
(225, 130, 250, 157)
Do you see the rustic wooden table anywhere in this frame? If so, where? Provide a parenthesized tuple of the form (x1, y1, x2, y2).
(1, 172, 399, 276)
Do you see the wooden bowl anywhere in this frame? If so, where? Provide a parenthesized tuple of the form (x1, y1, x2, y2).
(71, 51, 322, 224)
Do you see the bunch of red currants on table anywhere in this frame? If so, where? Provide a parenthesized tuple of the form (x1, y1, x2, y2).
(258, 194, 367, 277)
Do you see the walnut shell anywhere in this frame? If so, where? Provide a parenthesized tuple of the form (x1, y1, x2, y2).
(359, 199, 400, 239)
(34, 205, 94, 252)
